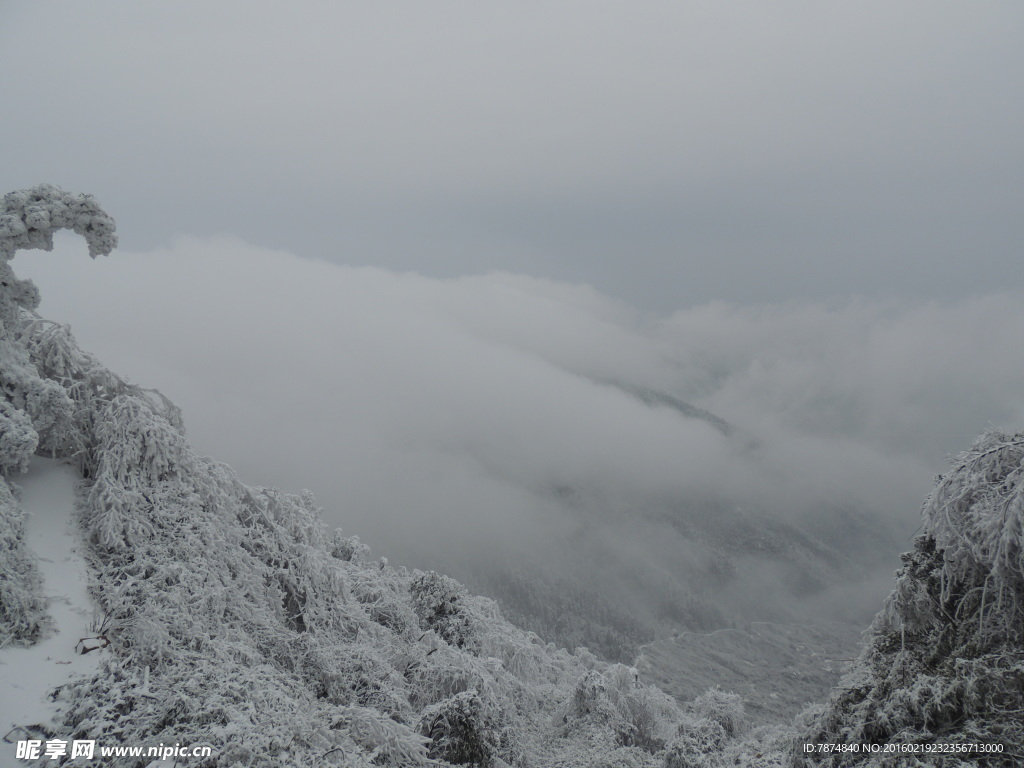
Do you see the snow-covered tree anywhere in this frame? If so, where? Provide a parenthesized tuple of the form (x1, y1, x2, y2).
(792, 430, 1024, 767)
(0, 184, 117, 264)
(0, 185, 117, 472)
(0, 478, 49, 646)
(1, 185, 118, 646)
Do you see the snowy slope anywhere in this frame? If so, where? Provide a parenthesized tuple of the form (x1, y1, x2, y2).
(0, 459, 102, 766)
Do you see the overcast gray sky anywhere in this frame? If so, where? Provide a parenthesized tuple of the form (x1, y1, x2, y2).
(3, 1, 1023, 311)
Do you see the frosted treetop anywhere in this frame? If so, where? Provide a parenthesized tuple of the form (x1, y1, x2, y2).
(0, 184, 117, 262)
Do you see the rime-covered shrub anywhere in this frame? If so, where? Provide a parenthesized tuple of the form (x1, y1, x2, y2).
(792, 430, 1024, 766)
(0, 479, 50, 645)
(663, 736, 715, 768)
(593, 746, 660, 768)
(410, 570, 479, 651)
(0, 398, 37, 473)
(561, 664, 682, 755)
(720, 724, 792, 768)
(331, 530, 371, 563)
(0, 338, 78, 459)
(351, 570, 420, 637)
(568, 670, 613, 720)
(616, 690, 670, 752)
(417, 689, 501, 767)
(665, 716, 726, 766)
(331, 705, 432, 766)
(687, 686, 747, 739)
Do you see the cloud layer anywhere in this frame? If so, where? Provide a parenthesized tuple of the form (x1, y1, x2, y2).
(15, 237, 1024, 631)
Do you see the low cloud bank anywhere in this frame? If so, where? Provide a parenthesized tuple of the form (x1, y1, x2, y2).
(17, 236, 1024, 634)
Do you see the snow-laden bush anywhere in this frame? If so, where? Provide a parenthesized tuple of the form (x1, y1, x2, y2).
(664, 698, 748, 768)
(410, 569, 481, 652)
(0, 397, 37, 473)
(417, 689, 503, 767)
(331, 530, 371, 563)
(663, 720, 722, 768)
(592, 746, 660, 768)
(686, 686, 747, 740)
(349, 564, 420, 637)
(0, 333, 78, 455)
(0, 479, 50, 646)
(561, 664, 682, 755)
(792, 430, 1024, 766)
(330, 705, 431, 766)
(719, 724, 792, 768)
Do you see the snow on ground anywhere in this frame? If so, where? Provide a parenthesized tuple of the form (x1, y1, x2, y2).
(0, 459, 103, 767)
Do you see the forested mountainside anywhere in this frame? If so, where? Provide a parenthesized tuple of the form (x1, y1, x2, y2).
(2, 186, 1023, 767)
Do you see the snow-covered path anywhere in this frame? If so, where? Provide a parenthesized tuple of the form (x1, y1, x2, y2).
(0, 459, 101, 766)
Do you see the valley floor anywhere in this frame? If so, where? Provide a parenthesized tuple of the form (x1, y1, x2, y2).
(636, 620, 864, 726)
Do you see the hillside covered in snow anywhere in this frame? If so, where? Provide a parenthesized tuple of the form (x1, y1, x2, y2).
(2, 186, 1022, 767)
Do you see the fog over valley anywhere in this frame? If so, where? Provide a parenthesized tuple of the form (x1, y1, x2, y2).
(18, 237, 1024, 657)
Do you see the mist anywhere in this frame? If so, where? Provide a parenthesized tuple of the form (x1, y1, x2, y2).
(11, 235, 1023, 651)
